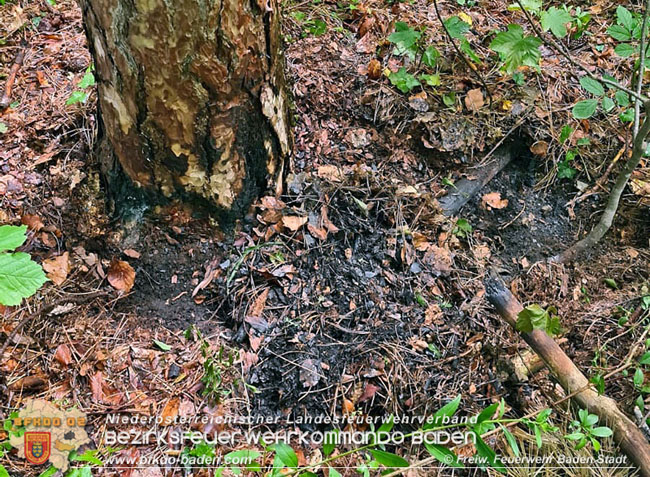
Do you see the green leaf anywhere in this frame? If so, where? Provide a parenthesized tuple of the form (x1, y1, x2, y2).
(444, 17, 470, 39)
(640, 352, 650, 365)
(424, 394, 461, 429)
(620, 108, 635, 122)
(579, 77, 604, 97)
(565, 431, 585, 440)
(0, 252, 48, 306)
(559, 125, 573, 143)
(540, 7, 573, 38)
(0, 122, 7, 134)
(617, 6, 635, 31)
(601, 97, 615, 112)
(323, 429, 339, 456)
(0, 225, 28, 253)
(270, 442, 298, 469)
(66, 91, 89, 105)
(77, 72, 96, 89)
(422, 46, 440, 68)
(590, 426, 613, 438)
(72, 449, 103, 466)
(516, 304, 553, 334)
(474, 434, 506, 473)
(442, 92, 456, 107)
(369, 449, 408, 468)
(424, 443, 464, 468)
(476, 402, 499, 425)
(38, 465, 57, 477)
(507, 0, 541, 15)
(635, 367, 645, 388)
(500, 425, 520, 457)
(604, 278, 618, 289)
(0, 465, 9, 477)
(389, 68, 420, 93)
(607, 25, 632, 41)
(153, 339, 172, 351)
(572, 99, 598, 119)
(328, 467, 342, 477)
(225, 449, 261, 464)
(489, 24, 542, 73)
(420, 74, 441, 86)
(306, 19, 327, 36)
(388, 22, 421, 57)
(615, 90, 630, 107)
(614, 43, 637, 58)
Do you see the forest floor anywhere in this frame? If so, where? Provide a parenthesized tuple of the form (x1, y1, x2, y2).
(0, 0, 649, 476)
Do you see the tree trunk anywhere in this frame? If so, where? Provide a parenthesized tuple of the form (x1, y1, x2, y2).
(79, 0, 291, 224)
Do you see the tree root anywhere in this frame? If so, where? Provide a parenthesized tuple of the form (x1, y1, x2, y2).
(486, 274, 650, 477)
(0, 42, 26, 111)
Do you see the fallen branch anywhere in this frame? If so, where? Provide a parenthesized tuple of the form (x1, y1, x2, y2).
(439, 146, 513, 216)
(0, 43, 27, 111)
(485, 275, 650, 477)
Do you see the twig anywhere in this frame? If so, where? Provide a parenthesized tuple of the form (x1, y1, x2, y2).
(432, 0, 493, 106)
(0, 42, 27, 111)
(0, 291, 107, 364)
(513, 0, 647, 104)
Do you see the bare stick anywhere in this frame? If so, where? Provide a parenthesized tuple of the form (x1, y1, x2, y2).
(0, 44, 26, 111)
(485, 275, 650, 477)
(432, 0, 493, 106)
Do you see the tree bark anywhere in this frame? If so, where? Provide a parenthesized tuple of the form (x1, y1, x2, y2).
(79, 0, 291, 224)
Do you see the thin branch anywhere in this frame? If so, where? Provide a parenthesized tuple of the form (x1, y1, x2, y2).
(635, 0, 650, 136)
(514, 0, 648, 105)
(432, 0, 493, 106)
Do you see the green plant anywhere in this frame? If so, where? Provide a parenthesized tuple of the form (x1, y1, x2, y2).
(489, 24, 542, 74)
(67, 68, 96, 105)
(452, 218, 472, 238)
(607, 6, 644, 57)
(564, 409, 613, 451)
(290, 12, 328, 37)
(0, 225, 48, 306)
(200, 338, 234, 402)
(515, 304, 562, 336)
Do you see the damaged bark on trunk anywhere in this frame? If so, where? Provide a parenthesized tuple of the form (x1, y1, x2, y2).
(79, 0, 291, 224)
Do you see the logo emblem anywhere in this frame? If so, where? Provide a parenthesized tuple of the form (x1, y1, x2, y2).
(24, 432, 51, 465)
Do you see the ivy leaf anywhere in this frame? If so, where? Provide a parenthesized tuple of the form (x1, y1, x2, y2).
(0, 252, 48, 306)
(0, 225, 28, 253)
(572, 99, 598, 119)
(541, 7, 573, 38)
(444, 17, 470, 39)
(489, 24, 542, 73)
(66, 91, 89, 105)
(614, 43, 637, 57)
(389, 68, 420, 93)
(388, 22, 421, 57)
(579, 77, 604, 97)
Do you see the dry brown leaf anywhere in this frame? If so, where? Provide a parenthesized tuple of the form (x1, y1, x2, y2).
(308, 223, 328, 240)
(342, 397, 355, 415)
(90, 371, 104, 402)
(107, 259, 136, 292)
(53, 344, 72, 366)
(160, 397, 180, 426)
(123, 249, 141, 259)
(358, 383, 380, 403)
(465, 88, 484, 112)
(481, 192, 509, 210)
(530, 141, 548, 157)
(21, 214, 44, 231)
(367, 59, 381, 79)
(317, 165, 344, 182)
(43, 252, 69, 286)
(282, 215, 308, 231)
(321, 206, 339, 233)
(422, 245, 454, 275)
(249, 288, 269, 318)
